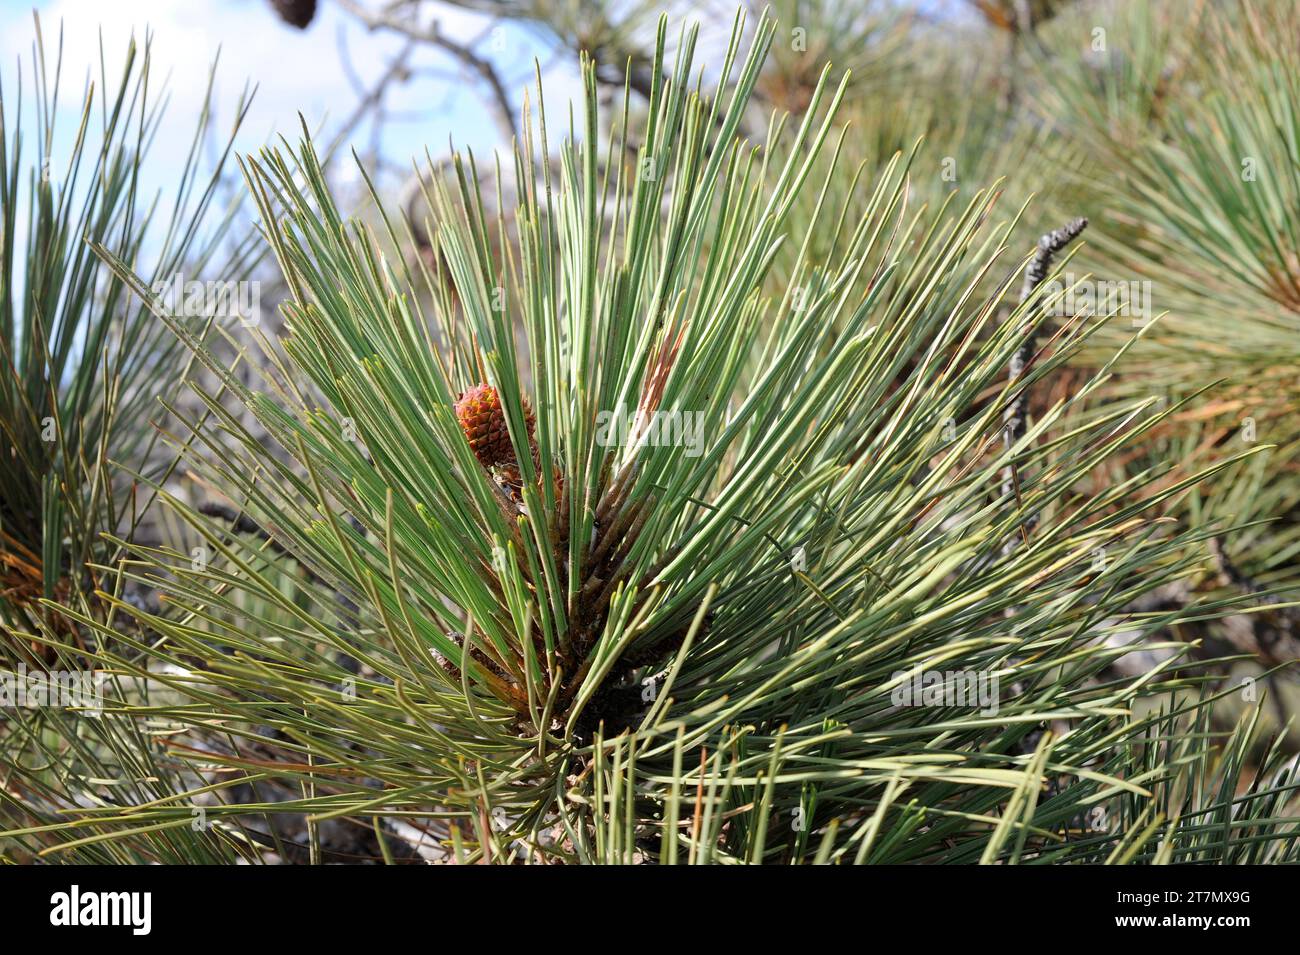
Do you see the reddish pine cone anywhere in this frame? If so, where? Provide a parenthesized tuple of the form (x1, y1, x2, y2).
(454, 382, 534, 469)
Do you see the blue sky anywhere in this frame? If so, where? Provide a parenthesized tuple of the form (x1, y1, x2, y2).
(0, 0, 574, 191)
(1, 1, 972, 202)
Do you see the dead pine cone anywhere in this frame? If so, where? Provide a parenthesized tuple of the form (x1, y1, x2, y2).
(269, 0, 316, 29)
(0, 570, 76, 666)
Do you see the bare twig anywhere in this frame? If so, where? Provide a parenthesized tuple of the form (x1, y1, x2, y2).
(1000, 217, 1087, 767)
(1000, 217, 1088, 543)
(336, 0, 518, 145)
(323, 37, 418, 169)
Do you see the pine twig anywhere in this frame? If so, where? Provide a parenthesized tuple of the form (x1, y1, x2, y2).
(1001, 217, 1088, 544)
(1001, 217, 1087, 769)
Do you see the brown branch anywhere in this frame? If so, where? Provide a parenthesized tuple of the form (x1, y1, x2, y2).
(336, 0, 518, 146)
(323, 37, 418, 169)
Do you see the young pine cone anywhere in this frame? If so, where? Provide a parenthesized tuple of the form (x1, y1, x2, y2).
(454, 382, 535, 471)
